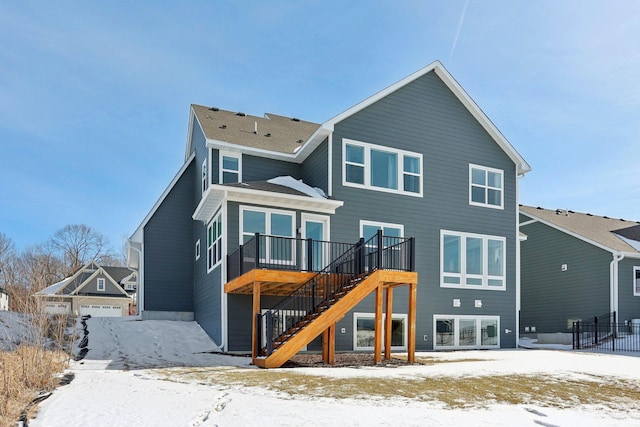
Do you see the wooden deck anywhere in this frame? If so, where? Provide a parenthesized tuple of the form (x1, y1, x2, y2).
(226, 268, 418, 368)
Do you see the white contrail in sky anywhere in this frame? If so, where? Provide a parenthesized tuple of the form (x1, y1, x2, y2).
(449, 0, 470, 63)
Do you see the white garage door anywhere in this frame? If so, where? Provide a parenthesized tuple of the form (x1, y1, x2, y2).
(44, 302, 71, 315)
(79, 304, 123, 317)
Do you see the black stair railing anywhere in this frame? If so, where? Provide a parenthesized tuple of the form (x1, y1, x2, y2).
(257, 230, 415, 357)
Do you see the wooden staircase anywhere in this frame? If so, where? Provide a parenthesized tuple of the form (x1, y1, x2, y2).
(254, 271, 382, 368)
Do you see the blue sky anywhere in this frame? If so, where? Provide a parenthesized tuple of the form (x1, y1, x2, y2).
(1, 1, 638, 251)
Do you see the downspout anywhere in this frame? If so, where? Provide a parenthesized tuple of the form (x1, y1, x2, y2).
(128, 240, 144, 320)
(610, 252, 625, 315)
(327, 132, 333, 197)
(515, 167, 519, 347)
(219, 195, 229, 352)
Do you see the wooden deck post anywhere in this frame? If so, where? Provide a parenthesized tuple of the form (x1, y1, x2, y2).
(251, 281, 261, 364)
(384, 287, 393, 360)
(374, 283, 383, 364)
(322, 324, 336, 365)
(408, 282, 417, 363)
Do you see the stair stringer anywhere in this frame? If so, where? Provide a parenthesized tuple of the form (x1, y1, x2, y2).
(257, 270, 384, 369)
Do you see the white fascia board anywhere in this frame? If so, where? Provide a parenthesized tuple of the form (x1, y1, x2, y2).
(322, 60, 531, 175)
(184, 107, 197, 162)
(519, 211, 616, 254)
(195, 184, 344, 217)
(205, 126, 331, 164)
(130, 152, 197, 242)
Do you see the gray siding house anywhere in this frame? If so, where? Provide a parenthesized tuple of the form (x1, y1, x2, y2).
(520, 205, 640, 335)
(35, 261, 134, 317)
(128, 61, 531, 365)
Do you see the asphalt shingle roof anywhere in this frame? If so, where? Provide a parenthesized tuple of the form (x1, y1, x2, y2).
(192, 105, 320, 154)
(520, 205, 640, 254)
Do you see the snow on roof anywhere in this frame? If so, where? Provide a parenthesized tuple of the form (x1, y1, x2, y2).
(36, 277, 70, 296)
(266, 176, 327, 199)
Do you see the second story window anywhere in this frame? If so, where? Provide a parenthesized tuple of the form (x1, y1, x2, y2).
(97, 278, 105, 292)
(201, 159, 208, 194)
(220, 152, 241, 184)
(469, 164, 503, 209)
(343, 139, 422, 196)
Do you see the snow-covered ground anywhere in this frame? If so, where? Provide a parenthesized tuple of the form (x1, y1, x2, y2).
(27, 317, 640, 426)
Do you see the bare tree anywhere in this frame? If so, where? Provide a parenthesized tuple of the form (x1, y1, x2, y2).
(0, 232, 16, 290)
(49, 224, 113, 276)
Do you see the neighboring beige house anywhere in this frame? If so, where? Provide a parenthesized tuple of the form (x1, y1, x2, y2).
(0, 288, 8, 311)
(35, 261, 134, 317)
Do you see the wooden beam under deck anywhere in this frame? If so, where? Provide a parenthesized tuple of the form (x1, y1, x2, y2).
(225, 270, 315, 296)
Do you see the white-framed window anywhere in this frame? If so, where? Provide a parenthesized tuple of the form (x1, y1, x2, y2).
(261, 309, 307, 351)
(240, 206, 295, 265)
(195, 239, 201, 261)
(343, 138, 422, 196)
(201, 158, 208, 194)
(634, 266, 640, 296)
(97, 278, 105, 292)
(441, 230, 506, 290)
(220, 152, 241, 184)
(434, 315, 500, 349)
(353, 312, 407, 351)
(360, 220, 404, 247)
(469, 164, 503, 209)
(207, 212, 222, 272)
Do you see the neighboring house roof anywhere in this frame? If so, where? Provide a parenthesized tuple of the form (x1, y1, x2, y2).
(192, 105, 320, 155)
(520, 205, 640, 255)
(103, 266, 136, 284)
(35, 260, 132, 298)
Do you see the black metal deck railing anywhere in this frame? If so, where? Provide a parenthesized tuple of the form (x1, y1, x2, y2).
(227, 234, 355, 281)
(256, 230, 415, 357)
(573, 312, 640, 352)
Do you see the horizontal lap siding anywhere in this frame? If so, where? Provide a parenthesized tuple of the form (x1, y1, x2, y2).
(330, 71, 518, 350)
(520, 220, 611, 333)
(243, 155, 301, 182)
(618, 258, 640, 322)
(144, 161, 196, 312)
(301, 139, 328, 193)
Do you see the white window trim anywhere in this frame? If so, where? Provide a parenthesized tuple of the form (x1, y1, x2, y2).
(97, 278, 105, 292)
(440, 229, 506, 291)
(433, 315, 500, 350)
(634, 266, 640, 297)
(195, 239, 201, 261)
(207, 212, 222, 273)
(469, 164, 504, 210)
(239, 206, 296, 265)
(353, 312, 408, 351)
(359, 220, 404, 240)
(201, 158, 208, 194)
(219, 151, 242, 184)
(342, 138, 423, 197)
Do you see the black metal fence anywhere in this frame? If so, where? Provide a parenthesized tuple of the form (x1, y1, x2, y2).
(573, 312, 640, 352)
(257, 230, 415, 357)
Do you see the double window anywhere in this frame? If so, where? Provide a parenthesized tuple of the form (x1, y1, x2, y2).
(207, 212, 222, 272)
(353, 312, 407, 351)
(343, 139, 422, 196)
(441, 230, 506, 290)
(360, 220, 403, 247)
(220, 152, 241, 184)
(240, 207, 295, 265)
(434, 315, 500, 349)
(469, 164, 503, 209)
